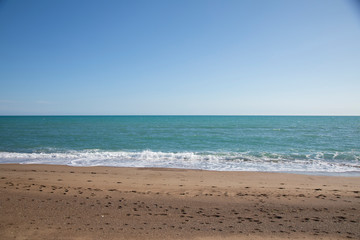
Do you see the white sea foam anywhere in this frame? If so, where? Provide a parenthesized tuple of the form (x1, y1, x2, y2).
(0, 150, 359, 175)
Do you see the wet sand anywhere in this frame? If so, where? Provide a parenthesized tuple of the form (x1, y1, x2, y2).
(0, 164, 359, 239)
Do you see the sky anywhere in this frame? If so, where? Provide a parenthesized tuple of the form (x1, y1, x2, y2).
(0, 0, 359, 115)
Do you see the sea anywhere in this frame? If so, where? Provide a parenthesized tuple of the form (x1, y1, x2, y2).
(0, 116, 359, 176)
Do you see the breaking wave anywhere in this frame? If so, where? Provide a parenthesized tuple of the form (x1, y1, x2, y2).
(0, 150, 359, 175)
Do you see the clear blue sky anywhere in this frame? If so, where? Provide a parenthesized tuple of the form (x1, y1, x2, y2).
(0, 0, 359, 115)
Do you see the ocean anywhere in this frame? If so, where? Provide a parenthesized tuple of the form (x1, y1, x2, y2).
(0, 116, 359, 176)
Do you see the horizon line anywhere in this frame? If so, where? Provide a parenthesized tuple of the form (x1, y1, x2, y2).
(0, 114, 359, 117)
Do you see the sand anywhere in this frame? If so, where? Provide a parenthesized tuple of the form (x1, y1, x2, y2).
(0, 164, 359, 239)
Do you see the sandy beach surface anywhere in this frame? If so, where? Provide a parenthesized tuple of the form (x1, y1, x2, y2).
(0, 164, 359, 239)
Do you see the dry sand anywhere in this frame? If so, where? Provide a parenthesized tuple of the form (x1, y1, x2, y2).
(0, 164, 359, 239)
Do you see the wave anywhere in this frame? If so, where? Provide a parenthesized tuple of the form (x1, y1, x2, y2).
(0, 150, 359, 175)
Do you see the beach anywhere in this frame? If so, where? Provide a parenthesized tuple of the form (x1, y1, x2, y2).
(0, 164, 359, 239)
(2, 0, 360, 238)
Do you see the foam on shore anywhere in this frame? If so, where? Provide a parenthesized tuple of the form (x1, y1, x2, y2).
(0, 150, 359, 175)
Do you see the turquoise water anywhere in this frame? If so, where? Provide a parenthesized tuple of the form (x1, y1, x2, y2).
(0, 116, 359, 175)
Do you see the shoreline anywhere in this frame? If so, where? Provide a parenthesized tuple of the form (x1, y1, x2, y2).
(1, 164, 359, 239)
(5, 162, 360, 177)
(2, 160, 359, 177)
